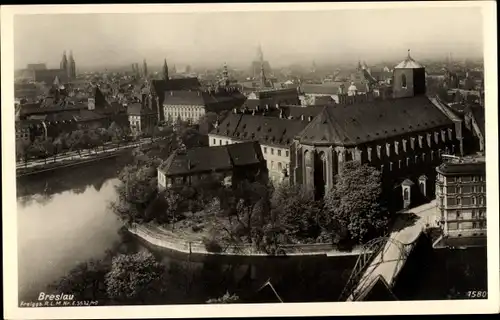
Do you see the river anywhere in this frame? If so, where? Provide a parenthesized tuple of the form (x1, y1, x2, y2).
(16, 154, 488, 304)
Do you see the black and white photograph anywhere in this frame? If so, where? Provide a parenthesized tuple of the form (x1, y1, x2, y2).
(2, 2, 498, 318)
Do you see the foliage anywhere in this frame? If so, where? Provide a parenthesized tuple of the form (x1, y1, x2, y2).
(112, 151, 162, 224)
(202, 237, 223, 253)
(206, 291, 240, 304)
(270, 183, 323, 243)
(325, 161, 389, 244)
(198, 111, 218, 134)
(49, 259, 109, 302)
(105, 251, 166, 303)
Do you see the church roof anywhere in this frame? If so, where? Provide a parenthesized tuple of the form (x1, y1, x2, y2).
(394, 52, 424, 69)
(297, 95, 454, 146)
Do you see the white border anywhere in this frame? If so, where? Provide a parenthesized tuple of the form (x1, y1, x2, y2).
(2, 2, 498, 319)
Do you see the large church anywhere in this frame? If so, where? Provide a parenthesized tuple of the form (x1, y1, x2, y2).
(210, 51, 463, 209)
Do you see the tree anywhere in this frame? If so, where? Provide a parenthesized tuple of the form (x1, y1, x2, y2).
(325, 161, 390, 244)
(16, 140, 31, 168)
(105, 251, 166, 303)
(270, 183, 323, 243)
(49, 259, 109, 302)
(198, 111, 218, 134)
(67, 130, 85, 156)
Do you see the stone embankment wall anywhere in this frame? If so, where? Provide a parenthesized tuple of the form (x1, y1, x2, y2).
(128, 223, 365, 258)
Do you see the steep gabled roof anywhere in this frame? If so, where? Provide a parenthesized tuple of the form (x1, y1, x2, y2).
(297, 96, 454, 146)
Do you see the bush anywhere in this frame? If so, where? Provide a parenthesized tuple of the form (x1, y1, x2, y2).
(191, 224, 204, 233)
(203, 237, 222, 253)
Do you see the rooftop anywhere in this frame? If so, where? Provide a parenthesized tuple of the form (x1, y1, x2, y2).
(437, 154, 486, 175)
(158, 141, 264, 176)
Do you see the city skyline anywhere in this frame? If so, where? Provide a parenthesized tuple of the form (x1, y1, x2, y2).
(14, 7, 484, 70)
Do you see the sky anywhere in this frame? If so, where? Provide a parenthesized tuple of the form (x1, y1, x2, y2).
(13, 6, 484, 70)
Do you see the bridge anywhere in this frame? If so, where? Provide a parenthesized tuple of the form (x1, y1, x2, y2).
(339, 201, 438, 301)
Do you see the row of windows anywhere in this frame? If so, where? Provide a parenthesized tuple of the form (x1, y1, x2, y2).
(448, 209, 486, 220)
(447, 175, 485, 183)
(447, 221, 486, 231)
(268, 160, 289, 172)
(445, 196, 486, 206)
(263, 146, 289, 158)
(446, 185, 486, 194)
(379, 152, 440, 172)
(366, 130, 454, 161)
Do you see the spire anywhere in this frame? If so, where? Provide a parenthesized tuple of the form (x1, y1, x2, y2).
(60, 51, 68, 71)
(260, 60, 267, 88)
(143, 58, 148, 77)
(222, 62, 229, 86)
(162, 58, 169, 80)
(407, 49, 412, 59)
(257, 43, 264, 62)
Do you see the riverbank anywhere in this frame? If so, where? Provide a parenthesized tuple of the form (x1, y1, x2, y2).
(16, 139, 158, 177)
(127, 223, 365, 258)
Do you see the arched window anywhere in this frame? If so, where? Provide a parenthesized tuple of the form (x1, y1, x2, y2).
(403, 188, 409, 201)
(402, 74, 407, 88)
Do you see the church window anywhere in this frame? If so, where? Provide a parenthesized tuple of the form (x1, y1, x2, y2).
(401, 74, 407, 88)
(394, 142, 399, 155)
(403, 188, 409, 201)
(385, 143, 391, 157)
(448, 128, 453, 140)
(402, 139, 407, 152)
(426, 133, 432, 147)
(418, 135, 423, 148)
(410, 137, 415, 149)
(376, 145, 382, 159)
(367, 147, 372, 162)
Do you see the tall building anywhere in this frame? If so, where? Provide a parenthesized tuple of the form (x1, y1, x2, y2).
(143, 59, 148, 78)
(68, 51, 76, 79)
(60, 51, 68, 72)
(435, 154, 486, 246)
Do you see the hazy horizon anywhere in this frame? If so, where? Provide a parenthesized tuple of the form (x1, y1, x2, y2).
(14, 7, 484, 70)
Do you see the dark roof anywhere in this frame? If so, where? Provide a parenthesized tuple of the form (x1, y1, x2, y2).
(210, 112, 308, 147)
(469, 106, 485, 137)
(297, 96, 454, 146)
(127, 103, 156, 116)
(436, 161, 485, 176)
(150, 77, 201, 96)
(159, 141, 264, 176)
(163, 90, 207, 106)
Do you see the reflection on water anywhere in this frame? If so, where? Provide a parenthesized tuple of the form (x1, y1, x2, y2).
(17, 179, 123, 301)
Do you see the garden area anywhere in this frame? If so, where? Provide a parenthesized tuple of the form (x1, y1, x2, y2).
(111, 135, 394, 255)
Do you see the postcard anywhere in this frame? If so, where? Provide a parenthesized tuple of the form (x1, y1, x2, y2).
(2, 2, 498, 319)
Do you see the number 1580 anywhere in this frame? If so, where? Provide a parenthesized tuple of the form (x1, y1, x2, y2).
(467, 291, 487, 298)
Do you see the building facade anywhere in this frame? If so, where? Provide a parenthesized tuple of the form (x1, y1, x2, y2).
(157, 141, 267, 190)
(435, 155, 486, 242)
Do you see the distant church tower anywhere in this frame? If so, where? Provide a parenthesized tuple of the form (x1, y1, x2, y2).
(162, 59, 169, 81)
(60, 51, 68, 73)
(222, 62, 230, 87)
(143, 59, 148, 78)
(68, 51, 76, 79)
(392, 49, 426, 99)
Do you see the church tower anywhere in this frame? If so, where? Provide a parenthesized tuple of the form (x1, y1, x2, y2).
(60, 51, 68, 74)
(392, 49, 426, 99)
(222, 62, 229, 87)
(162, 59, 169, 81)
(68, 51, 76, 79)
(143, 59, 148, 78)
